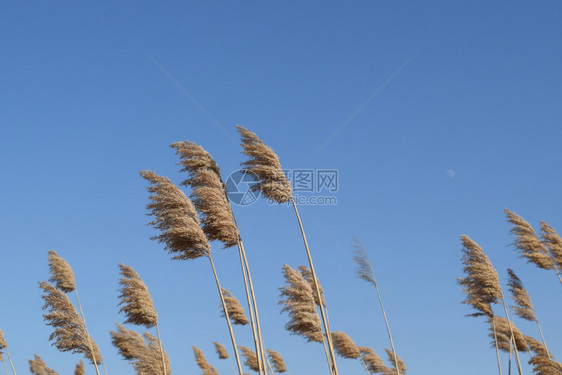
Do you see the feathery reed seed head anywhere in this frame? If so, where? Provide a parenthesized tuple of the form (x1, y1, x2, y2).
(352, 239, 377, 286)
(540, 221, 562, 270)
(29, 354, 59, 375)
(266, 349, 287, 373)
(213, 342, 229, 359)
(358, 347, 390, 374)
(385, 348, 407, 374)
(118, 263, 158, 328)
(507, 269, 536, 321)
(140, 170, 210, 260)
(74, 360, 85, 375)
(237, 126, 292, 204)
(0, 330, 7, 349)
(39, 281, 103, 364)
(220, 288, 248, 325)
(298, 265, 326, 307)
(458, 235, 503, 317)
(171, 141, 239, 248)
(505, 209, 554, 270)
(48, 250, 76, 293)
(279, 265, 323, 343)
(331, 331, 360, 359)
(488, 316, 528, 352)
(239, 346, 259, 372)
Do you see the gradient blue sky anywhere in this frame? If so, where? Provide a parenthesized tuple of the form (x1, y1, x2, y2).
(1, 1, 561, 374)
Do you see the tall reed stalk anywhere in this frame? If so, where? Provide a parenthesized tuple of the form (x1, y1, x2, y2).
(352, 240, 401, 375)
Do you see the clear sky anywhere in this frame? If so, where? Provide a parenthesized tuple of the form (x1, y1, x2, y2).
(1, 1, 561, 374)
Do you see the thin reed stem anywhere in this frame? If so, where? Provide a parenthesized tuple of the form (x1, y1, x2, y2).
(4, 348, 15, 375)
(359, 357, 371, 374)
(508, 332, 513, 375)
(155, 322, 168, 375)
(491, 318, 503, 375)
(2, 358, 9, 375)
(320, 330, 335, 375)
(236, 239, 264, 375)
(501, 300, 523, 375)
(265, 356, 276, 375)
(208, 255, 244, 375)
(373, 282, 401, 375)
(535, 321, 551, 360)
(291, 199, 339, 375)
(239, 240, 268, 375)
(75, 289, 102, 375)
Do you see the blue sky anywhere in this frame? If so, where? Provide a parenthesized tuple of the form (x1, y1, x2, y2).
(1, 1, 561, 374)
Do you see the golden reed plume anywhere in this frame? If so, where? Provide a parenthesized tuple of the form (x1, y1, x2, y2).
(29, 354, 58, 375)
(140, 170, 210, 260)
(279, 265, 323, 343)
(214, 342, 229, 360)
(74, 360, 85, 375)
(220, 288, 249, 326)
(487, 317, 528, 352)
(331, 332, 360, 359)
(236, 126, 292, 204)
(118, 263, 169, 375)
(118, 264, 158, 328)
(39, 282, 103, 366)
(111, 324, 171, 375)
(385, 349, 407, 374)
(266, 349, 287, 373)
(48, 250, 76, 293)
(505, 209, 554, 270)
(541, 221, 562, 271)
(358, 347, 390, 374)
(239, 346, 259, 372)
(507, 269, 536, 321)
(171, 141, 238, 248)
(298, 265, 326, 307)
(526, 334, 562, 375)
(193, 346, 219, 375)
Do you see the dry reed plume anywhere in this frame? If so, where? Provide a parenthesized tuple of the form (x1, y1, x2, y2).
(173, 140, 267, 375)
(193, 346, 219, 375)
(236, 126, 292, 204)
(140, 170, 210, 260)
(266, 349, 287, 373)
(0, 329, 13, 375)
(29, 354, 58, 375)
(331, 332, 360, 359)
(488, 317, 528, 352)
(118, 264, 158, 328)
(279, 265, 323, 343)
(221, 288, 249, 325)
(111, 324, 171, 375)
(525, 335, 562, 375)
(505, 209, 555, 270)
(507, 269, 536, 321)
(458, 235, 503, 316)
(358, 347, 390, 374)
(541, 221, 562, 272)
(298, 266, 326, 307)
(214, 342, 229, 359)
(118, 263, 168, 375)
(239, 346, 259, 372)
(74, 361, 85, 375)
(384, 349, 407, 374)
(39, 282, 103, 365)
(48, 250, 76, 293)
(171, 141, 238, 248)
